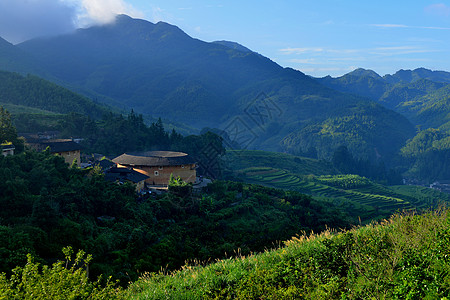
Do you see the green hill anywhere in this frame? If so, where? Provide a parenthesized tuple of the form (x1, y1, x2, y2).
(0, 71, 109, 119)
(125, 209, 450, 299)
(11, 15, 414, 161)
(280, 101, 414, 160)
(384, 67, 450, 84)
(235, 167, 449, 222)
(4, 207, 450, 299)
(225, 150, 337, 176)
(318, 68, 450, 130)
(317, 68, 450, 180)
(0, 37, 41, 75)
(225, 150, 450, 222)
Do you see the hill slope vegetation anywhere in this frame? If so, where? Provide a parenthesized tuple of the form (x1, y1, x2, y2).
(10, 15, 414, 161)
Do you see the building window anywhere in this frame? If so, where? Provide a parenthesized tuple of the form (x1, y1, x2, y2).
(154, 171, 159, 176)
(181, 165, 185, 168)
(159, 166, 163, 170)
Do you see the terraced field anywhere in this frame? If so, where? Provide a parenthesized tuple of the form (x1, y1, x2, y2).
(237, 167, 445, 222)
(225, 150, 336, 176)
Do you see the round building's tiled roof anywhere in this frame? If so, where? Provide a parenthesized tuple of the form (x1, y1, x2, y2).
(112, 151, 196, 167)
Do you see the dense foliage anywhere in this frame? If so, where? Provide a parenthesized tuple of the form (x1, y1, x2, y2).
(0, 71, 108, 118)
(0, 150, 351, 286)
(316, 174, 371, 189)
(401, 128, 450, 181)
(318, 68, 450, 181)
(331, 145, 403, 184)
(0, 247, 123, 299)
(55, 111, 225, 177)
(225, 149, 450, 224)
(127, 209, 450, 299)
(0, 106, 24, 152)
(280, 102, 414, 162)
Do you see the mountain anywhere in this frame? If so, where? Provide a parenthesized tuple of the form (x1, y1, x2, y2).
(317, 68, 450, 129)
(212, 40, 253, 53)
(0, 37, 41, 75)
(384, 68, 450, 84)
(17, 14, 293, 127)
(0, 70, 109, 118)
(318, 68, 388, 101)
(10, 15, 414, 160)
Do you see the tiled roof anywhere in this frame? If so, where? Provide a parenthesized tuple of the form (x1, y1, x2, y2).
(113, 151, 196, 167)
(104, 167, 149, 183)
(43, 141, 82, 153)
(95, 159, 115, 170)
(1, 143, 15, 151)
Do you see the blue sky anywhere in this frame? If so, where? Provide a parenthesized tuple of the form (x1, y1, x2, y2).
(1, 0, 449, 77)
(128, 0, 450, 77)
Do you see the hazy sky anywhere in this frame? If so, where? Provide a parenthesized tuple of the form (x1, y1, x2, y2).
(1, 0, 449, 77)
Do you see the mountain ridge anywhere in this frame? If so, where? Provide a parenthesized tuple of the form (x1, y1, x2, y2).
(0, 14, 415, 161)
(317, 67, 450, 128)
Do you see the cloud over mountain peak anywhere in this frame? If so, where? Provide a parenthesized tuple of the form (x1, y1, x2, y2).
(0, 0, 143, 44)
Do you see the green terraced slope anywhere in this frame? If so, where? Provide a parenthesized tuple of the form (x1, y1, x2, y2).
(235, 166, 448, 222)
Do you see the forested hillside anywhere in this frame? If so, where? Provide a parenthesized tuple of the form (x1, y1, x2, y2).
(0, 37, 40, 75)
(318, 68, 450, 181)
(11, 15, 414, 162)
(1, 3, 450, 299)
(0, 150, 351, 285)
(0, 71, 109, 118)
(225, 149, 450, 222)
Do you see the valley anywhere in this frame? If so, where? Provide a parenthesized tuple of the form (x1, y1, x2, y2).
(2, 12, 450, 299)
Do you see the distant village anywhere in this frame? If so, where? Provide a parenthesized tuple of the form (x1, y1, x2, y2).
(5, 130, 450, 196)
(2, 131, 210, 194)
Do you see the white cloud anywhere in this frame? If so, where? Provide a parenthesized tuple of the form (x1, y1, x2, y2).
(425, 3, 450, 17)
(372, 24, 408, 28)
(66, 0, 144, 27)
(0, 0, 145, 43)
(0, 0, 75, 43)
(370, 46, 437, 56)
(280, 47, 324, 54)
(289, 58, 322, 64)
(420, 26, 450, 30)
(149, 6, 166, 23)
(371, 23, 450, 30)
(280, 47, 361, 56)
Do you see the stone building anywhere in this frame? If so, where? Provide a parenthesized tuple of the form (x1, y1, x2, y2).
(112, 151, 197, 186)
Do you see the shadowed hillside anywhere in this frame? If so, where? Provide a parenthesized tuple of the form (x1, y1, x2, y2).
(12, 15, 414, 161)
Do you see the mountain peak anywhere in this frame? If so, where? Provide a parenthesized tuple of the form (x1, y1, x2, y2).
(384, 68, 450, 84)
(114, 14, 133, 22)
(212, 41, 253, 53)
(0, 36, 13, 47)
(347, 68, 381, 79)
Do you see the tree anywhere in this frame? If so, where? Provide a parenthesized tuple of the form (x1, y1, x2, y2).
(168, 174, 193, 198)
(0, 106, 24, 152)
(0, 247, 124, 299)
(332, 145, 356, 174)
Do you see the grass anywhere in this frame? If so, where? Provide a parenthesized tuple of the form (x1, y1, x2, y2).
(126, 209, 450, 299)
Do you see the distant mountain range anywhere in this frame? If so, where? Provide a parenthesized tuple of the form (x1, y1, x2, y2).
(0, 14, 436, 162)
(317, 68, 450, 129)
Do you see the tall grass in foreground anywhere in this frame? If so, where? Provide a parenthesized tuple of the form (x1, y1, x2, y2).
(127, 209, 450, 299)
